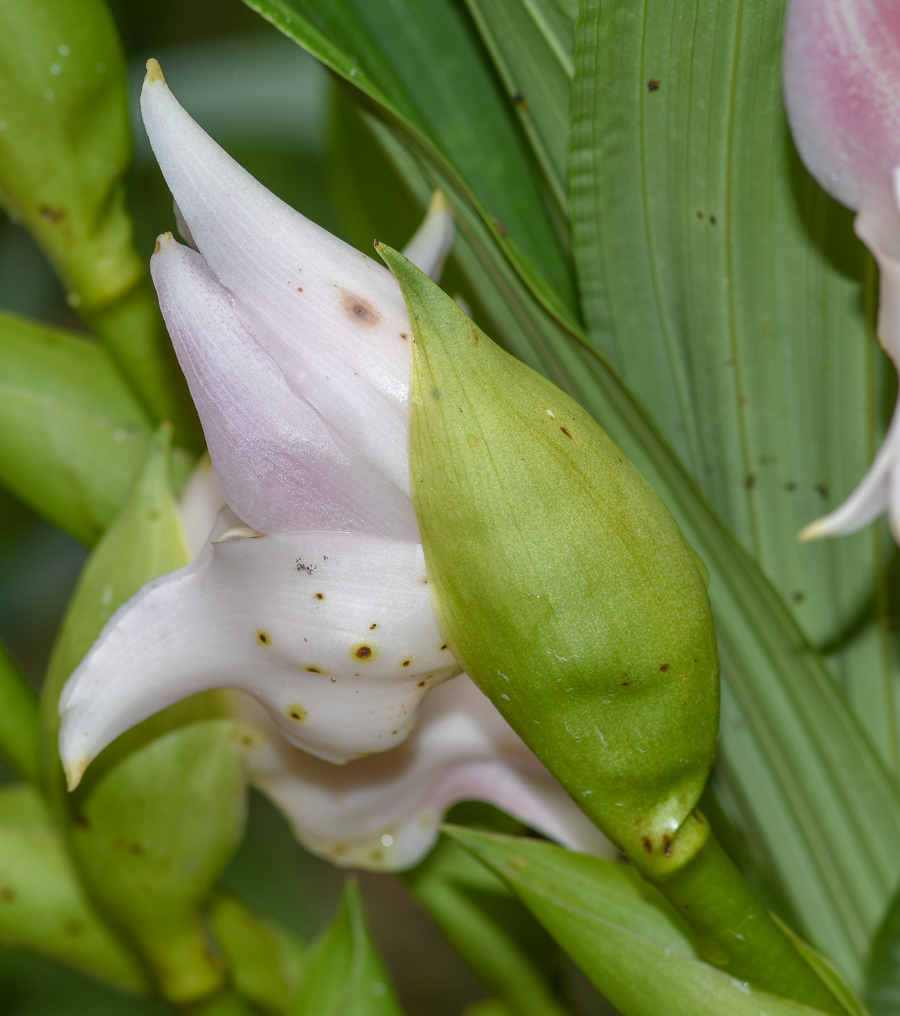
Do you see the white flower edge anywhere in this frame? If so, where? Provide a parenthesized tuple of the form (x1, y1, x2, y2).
(233, 674, 616, 872)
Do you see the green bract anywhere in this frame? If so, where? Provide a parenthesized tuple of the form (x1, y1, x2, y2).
(377, 243, 719, 865)
(0, 0, 200, 445)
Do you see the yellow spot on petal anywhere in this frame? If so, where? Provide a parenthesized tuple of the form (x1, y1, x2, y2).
(257, 630, 271, 645)
(287, 704, 307, 722)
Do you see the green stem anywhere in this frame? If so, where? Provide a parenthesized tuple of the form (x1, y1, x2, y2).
(633, 811, 843, 1014)
(84, 275, 203, 453)
(0, 639, 40, 782)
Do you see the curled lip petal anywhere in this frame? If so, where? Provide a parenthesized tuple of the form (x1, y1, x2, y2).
(141, 61, 414, 495)
(151, 232, 418, 539)
(234, 675, 615, 872)
(59, 525, 459, 788)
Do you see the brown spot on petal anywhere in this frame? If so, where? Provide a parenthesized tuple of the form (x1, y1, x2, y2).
(399, 332, 409, 340)
(370, 623, 378, 630)
(306, 666, 327, 674)
(355, 645, 374, 660)
(402, 659, 411, 667)
(287, 705, 307, 722)
(257, 630, 271, 645)
(314, 592, 325, 600)
(340, 290, 382, 327)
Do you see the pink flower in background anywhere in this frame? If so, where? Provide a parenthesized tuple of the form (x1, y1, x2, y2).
(57, 61, 611, 869)
(783, 0, 900, 542)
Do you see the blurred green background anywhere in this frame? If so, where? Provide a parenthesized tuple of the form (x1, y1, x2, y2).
(0, 0, 612, 1012)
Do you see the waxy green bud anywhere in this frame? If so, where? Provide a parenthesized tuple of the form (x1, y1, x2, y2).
(0, 0, 201, 446)
(0, 0, 138, 310)
(377, 244, 719, 868)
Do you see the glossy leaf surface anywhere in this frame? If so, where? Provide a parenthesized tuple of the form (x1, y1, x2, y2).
(0, 0, 200, 442)
(292, 879, 402, 1016)
(0, 638, 39, 782)
(0, 783, 147, 992)
(207, 892, 306, 1016)
(404, 808, 571, 1016)
(447, 827, 844, 1016)
(0, 309, 193, 544)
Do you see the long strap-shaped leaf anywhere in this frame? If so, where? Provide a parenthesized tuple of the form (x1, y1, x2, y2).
(569, 0, 898, 780)
(244, 0, 900, 984)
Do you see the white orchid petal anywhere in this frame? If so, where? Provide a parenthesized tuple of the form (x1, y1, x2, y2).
(178, 454, 227, 559)
(800, 410, 898, 541)
(59, 531, 459, 788)
(173, 200, 198, 251)
(401, 191, 455, 282)
(234, 676, 614, 872)
(783, 0, 900, 211)
(152, 234, 417, 539)
(140, 62, 413, 494)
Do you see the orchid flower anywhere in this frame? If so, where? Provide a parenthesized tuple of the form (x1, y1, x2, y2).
(783, 0, 900, 542)
(55, 61, 612, 869)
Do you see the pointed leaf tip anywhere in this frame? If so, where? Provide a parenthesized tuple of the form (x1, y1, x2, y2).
(145, 58, 165, 85)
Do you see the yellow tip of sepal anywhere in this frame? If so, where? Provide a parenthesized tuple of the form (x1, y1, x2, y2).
(145, 58, 166, 85)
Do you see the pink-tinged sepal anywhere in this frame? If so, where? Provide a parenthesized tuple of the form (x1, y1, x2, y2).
(234, 675, 614, 871)
(783, 0, 900, 211)
(151, 233, 417, 539)
(141, 62, 414, 495)
(784, 0, 900, 544)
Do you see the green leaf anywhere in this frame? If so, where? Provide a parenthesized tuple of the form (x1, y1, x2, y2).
(446, 828, 841, 1016)
(0, 309, 193, 545)
(865, 881, 900, 1015)
(569, 0, 899, 982)
(0, 638, 39, 782)
(404, 816, 572, 1016)
(207, 892, 306, 1016)
(39, 426, 245, 1005)
(462, 0, 572, 212)
(243, 0, 579, 324)
(293, 879, 402, 1016)
(0, 783, 148, 993)
(0, 0, 200, 444)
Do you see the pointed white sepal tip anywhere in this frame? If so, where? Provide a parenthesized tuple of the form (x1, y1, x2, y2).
(153, 231, 174, 257)
(401, 190, 455, 282)
(145, 58, 166, 86)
